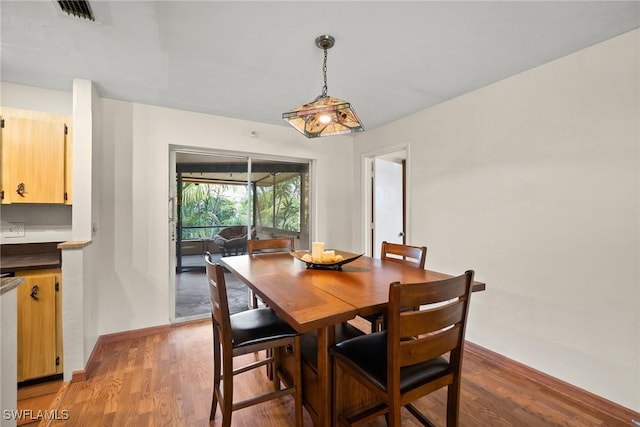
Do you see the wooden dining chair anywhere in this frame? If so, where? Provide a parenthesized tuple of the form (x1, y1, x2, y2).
(380, 241, 427, 269)
(361, 241, 427, 332)
(247, 237, 295, 255)
(205, 252, 303, 427)
(247, 237, 295, 308)
(330, 270, 474, 427)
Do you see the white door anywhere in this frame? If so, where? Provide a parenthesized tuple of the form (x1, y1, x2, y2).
(373, 157, 404, 258)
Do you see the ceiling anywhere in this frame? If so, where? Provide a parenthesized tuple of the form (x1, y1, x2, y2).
(2, 1, 639, 132)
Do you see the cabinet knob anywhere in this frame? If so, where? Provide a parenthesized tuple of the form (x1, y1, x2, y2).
(29, 285, 39, 301)
(16, 182, 25, 197)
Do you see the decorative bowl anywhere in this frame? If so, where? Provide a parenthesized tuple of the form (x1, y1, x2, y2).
(290, 250, 364, 271)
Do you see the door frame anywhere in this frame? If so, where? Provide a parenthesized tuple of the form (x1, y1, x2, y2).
(361, 142, 410, 258)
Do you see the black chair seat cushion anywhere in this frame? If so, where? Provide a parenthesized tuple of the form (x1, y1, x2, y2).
(230, 308, 297, 348)
(329, 332, 451, 394)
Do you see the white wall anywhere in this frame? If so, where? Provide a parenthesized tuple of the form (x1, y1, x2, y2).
(95, 100, 355, 334)
(353, 29, 640, 411)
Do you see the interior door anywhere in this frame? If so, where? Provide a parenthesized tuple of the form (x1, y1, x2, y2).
(372, 157, 404, 258)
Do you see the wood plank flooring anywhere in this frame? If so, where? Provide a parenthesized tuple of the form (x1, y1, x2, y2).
(17, 379, 63, 426)
(41, 319, 636, 426)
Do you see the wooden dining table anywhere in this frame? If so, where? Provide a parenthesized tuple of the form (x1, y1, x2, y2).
(221, 251, 485, 427)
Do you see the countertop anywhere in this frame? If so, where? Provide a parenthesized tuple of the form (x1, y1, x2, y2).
(0, 242, 62, 273)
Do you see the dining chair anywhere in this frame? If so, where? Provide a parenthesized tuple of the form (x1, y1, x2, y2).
(205, 252, 303, 427)
(247, 237, 295, 308)
(330, 270, 474, 427)
(380, 241, 427, 269)
(361, 241, 427, 332)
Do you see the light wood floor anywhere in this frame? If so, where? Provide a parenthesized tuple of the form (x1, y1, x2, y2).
(40, 319, 635, 427)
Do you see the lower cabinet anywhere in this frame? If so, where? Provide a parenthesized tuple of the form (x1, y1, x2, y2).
(16, 269, 63, 382)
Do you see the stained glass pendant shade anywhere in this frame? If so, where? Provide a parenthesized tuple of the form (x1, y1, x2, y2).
(283, 35, 364, 138)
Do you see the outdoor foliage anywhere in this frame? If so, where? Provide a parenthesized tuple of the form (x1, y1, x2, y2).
(180, 173, 304, 240)
(255, 175, 302, 232)
(180, 183, 248, 239)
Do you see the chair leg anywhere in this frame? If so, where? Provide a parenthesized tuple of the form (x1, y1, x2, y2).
(293, 337, 303, 427)
(248, 288, 258, 309)
(266, 349, 273, 380)
(332, 361, 338, 427)
(211, 329, 221, 421)
(446, 382, 461, 427)
(210, 375, 220, 420)
(272, 347, 281, 391)
(388, 403, 402, 427)
(372, 316, 383, 333)
(219, 348, 235, 427)
(221, 373, 234, 427)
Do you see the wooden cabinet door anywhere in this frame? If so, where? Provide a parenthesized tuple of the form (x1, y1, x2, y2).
(1, 108, 69, 204)
(17, 271, 59, 381)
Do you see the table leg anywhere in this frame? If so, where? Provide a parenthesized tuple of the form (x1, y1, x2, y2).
(316, 325, 336, 427)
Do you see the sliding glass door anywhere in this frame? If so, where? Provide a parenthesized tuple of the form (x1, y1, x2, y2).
(170, 149, 311, 322)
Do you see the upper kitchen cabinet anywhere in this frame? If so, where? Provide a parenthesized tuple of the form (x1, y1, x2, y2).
(0, 107, 72, 204)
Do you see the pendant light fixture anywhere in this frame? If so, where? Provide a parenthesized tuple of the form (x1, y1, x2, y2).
(283, 35, 364, 138)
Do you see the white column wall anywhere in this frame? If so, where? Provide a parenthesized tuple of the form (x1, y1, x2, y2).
(353, 30, 640, 411)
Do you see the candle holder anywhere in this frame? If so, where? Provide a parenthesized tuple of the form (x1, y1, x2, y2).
(291, 250, 363, 271)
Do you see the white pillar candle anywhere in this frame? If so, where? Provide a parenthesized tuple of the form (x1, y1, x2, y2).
(323, 250, 335, 262)
(312, 242, 325, 262)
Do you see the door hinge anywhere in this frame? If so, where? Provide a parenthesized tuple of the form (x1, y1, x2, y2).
(64, 124, 68, 135)
(55, 356, 60, 366)
(55, 281, 59, 292)
(64, 192, 68, 201)
(0, 190, 4, 200)
(0, 118, 4, 128)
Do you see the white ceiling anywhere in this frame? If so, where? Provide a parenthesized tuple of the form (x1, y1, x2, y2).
(2, 1, 639, 131)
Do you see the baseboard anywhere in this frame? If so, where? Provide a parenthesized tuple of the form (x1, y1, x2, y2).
(71, 323, 172, 383)
(465, 341, 640, 425)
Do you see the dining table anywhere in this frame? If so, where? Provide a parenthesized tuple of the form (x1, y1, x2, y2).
(220, 251, 485, 427)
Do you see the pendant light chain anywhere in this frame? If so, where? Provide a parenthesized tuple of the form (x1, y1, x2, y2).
(321, 47, 328, 97)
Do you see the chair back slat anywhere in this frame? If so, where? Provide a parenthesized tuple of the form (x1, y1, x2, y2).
(248, 237, 295, 255)
(399, 276, 468, 307)
(400, 300, 465, 337)
(399, 325, 462, 367)
(381, 241, 427, 269)
(388, 270, 474, 371)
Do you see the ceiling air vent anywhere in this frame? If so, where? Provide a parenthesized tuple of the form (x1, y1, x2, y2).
(57, 0, 95, 21)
